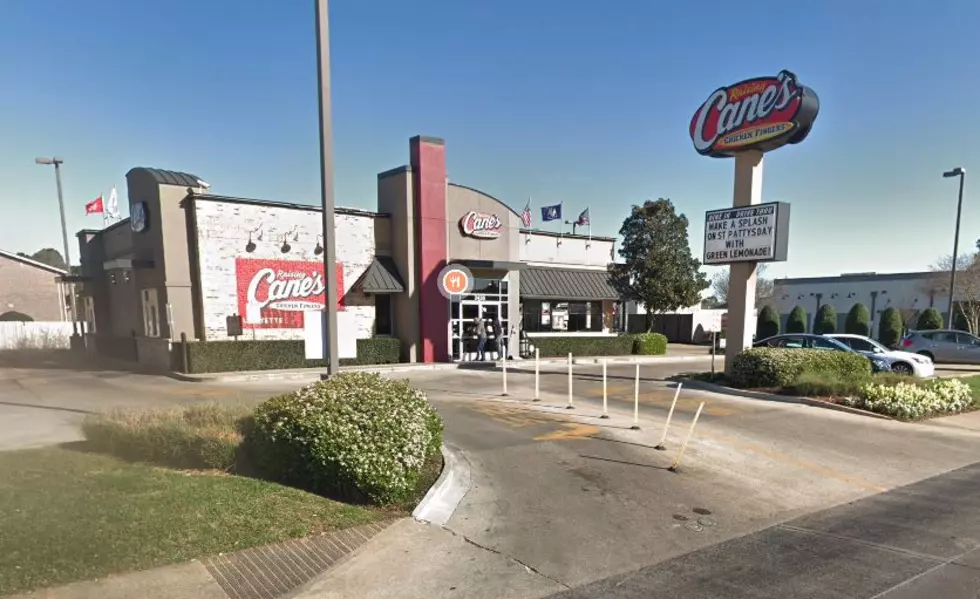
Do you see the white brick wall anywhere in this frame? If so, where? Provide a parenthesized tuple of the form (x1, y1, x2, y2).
(194, 200, 378, 341)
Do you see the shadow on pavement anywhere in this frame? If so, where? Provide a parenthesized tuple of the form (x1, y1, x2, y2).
(0, 349, 141, 374)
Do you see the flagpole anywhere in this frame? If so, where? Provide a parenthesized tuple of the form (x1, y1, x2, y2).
(558, 202, 563, 245)
(588, 205, 592, 243)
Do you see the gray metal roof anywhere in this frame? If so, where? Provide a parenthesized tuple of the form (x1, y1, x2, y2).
(128, 167, 203, 187)
(354, 256, 405, 293)
(521, 267, 619, 300)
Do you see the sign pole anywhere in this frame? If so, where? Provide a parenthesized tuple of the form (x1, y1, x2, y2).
(711, 331, 716, 378)
(723, 150, 763, 374)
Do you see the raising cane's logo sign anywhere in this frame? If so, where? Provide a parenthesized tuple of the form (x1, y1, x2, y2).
(459, 211, 503, 239)
(235, 258, 344, 329)
(690, 70, 819, 158)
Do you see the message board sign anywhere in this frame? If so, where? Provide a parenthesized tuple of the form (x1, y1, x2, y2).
(703, 202, 790, 265)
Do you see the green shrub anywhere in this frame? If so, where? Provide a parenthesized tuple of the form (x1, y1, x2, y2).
(954, 307, 969, 332)
(844, 378, 972, 420)
(814, 304, 837, 334)
(0, 311, 32, 322)
(531, 335, 634, 357)
(81, 404, 250, 470)
(631, 333, 668, 355)
(783, 370, 871, 398)
(173, 338, 402, 373)
(756, 305, 780, 340)
(878, 307, 903, 348)
(787, 306, 807, 333)
(245, 372, 443, 505)
(917, 307, 943, 330)
(730, 347, 871, 389)
(844, 303, 871, 336)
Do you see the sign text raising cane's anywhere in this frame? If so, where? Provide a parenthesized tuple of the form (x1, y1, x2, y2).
(690, 70, 819, 158)
(235, 258, 344, 329)
(459, 211, 503, 239)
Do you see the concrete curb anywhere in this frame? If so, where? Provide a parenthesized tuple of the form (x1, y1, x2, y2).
(412, 443, 472, 527)
(167, 354, 714, 383)
(678, 378, 894, 421)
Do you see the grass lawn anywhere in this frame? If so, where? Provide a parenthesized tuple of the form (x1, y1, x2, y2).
(959, 375, 980, 408)
(0, 446, 386, 596)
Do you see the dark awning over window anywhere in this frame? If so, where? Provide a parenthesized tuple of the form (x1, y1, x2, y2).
(520, 267, 619, 300)
(354, 256, 405, 293)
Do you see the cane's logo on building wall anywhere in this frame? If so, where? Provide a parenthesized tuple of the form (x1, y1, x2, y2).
(235, 258, 344, 329)
(459, 211, 503, 239)
(690, 70, 820, 158)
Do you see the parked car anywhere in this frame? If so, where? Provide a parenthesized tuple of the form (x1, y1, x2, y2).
(900, 329, 980, 364)
(826, 333, 934, 377)
(753, 333, 892, 373)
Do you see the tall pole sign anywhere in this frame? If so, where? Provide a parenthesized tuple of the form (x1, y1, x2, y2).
(689, 70, 819, 372)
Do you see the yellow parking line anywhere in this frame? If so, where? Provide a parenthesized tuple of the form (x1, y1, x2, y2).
(534, 423, 601, 442)
(701, 431, 887, 493)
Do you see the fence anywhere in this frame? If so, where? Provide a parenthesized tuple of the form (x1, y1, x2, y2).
(0, 322, 81, 350)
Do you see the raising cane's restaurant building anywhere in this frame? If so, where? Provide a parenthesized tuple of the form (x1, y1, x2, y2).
(75, 136, 622, 368)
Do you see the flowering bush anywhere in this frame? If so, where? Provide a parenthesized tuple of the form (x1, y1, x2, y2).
(844, 378, 972, 420)
(245, 372, 443, 505)
(730, 348, 871, 388)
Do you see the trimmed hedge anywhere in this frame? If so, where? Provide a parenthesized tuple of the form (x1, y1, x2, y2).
(245, 372, 443, 505)
(173, 338, 401, 373)
(814, 304, 837, 334)
(787, 306, 807, 333)
(878, 307, 903, 348)
(531, 335, 635, 357)
(917, 307, 943, 330)
(757, 305, 780, 340)
(730, 347, 872, 389)
(845, 303, 871, 336)
(632, 333, 668, 355)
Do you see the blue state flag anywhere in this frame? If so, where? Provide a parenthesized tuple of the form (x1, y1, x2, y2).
(540, 203, 562, 222)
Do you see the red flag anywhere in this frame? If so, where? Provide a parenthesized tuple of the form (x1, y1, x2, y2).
(85, 196, 104, 214)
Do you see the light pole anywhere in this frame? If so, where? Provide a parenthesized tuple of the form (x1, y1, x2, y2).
(35, 157, 72, 268)
(315, 0, 339, 375)
(943, 167, 966, 329)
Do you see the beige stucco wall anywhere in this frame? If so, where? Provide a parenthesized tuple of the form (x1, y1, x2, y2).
(377, 168, 418, 362)
(446, 184, 522, 263)
(520, 232, 616, 269)
(0, 256, 65, 321)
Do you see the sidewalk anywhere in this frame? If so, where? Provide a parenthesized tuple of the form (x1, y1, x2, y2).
(170, 345, 715, 384)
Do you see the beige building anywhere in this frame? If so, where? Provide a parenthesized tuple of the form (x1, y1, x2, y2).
(0, 249, 69, 322)
(76, 136, 622, 368)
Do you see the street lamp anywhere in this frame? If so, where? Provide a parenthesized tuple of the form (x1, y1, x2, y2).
(943, 167, 967, 329)
(34, 157, 72, 269)
(315, 0, 339, 375)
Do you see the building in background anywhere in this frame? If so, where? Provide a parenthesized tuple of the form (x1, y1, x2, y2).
(0, 249, 70, 322)
(772, 271, 945, 335)
(74, 136, 624, 369)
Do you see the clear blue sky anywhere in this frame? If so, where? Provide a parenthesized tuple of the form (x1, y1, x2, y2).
(2, 0, 978, 280)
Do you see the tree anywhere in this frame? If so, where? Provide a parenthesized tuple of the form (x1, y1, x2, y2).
(787, 305, 807, 333)
(19, 248, 67, 270)
(845, 303, 871, 336)
(757, 305, 780, 340)
(701, 295, 724, 309)
(711, 263, 773, 306)
(917, 307, 943, 330)
(814, 304, 837, 334)
(610, 199, 709, 331)
(878, 307, 903, 347)
(926, 253, 980, 334)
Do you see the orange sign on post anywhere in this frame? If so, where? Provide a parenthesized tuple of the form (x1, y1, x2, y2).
(437, 264, 474, 298)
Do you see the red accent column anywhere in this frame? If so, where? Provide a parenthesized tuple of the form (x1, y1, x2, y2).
(410, 136, 449, 363)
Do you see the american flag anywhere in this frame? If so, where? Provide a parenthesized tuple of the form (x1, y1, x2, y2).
(520, 200, 532, 228)
(575, 207, 590, 226)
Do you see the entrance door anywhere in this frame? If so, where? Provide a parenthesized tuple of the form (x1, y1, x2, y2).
(452, 299, 508, 361)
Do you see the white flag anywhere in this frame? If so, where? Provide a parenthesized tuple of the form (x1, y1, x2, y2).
(106, 187, 119, 218)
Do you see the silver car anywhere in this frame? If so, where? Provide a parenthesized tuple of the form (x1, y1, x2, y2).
(900, 329, 980, 364)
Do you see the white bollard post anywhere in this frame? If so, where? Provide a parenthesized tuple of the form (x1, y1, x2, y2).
(566, 352, 574, 409)
(669, 401, 705, 472)
(600, 358, 609, 419)
(631, 363, 640, 430)
(533, 348, 540, 402)
(501, 351, 508, 396)
(655, 382, 682, 450)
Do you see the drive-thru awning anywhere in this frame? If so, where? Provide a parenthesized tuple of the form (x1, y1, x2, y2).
(520, 267, 619, 300)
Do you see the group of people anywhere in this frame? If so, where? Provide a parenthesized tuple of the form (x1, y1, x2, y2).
(473, 315, 510, 361)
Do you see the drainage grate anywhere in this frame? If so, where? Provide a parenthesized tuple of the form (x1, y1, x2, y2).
(202, 520, 392, 599)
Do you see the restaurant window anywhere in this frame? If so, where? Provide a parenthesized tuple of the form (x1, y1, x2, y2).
(141, 288, 159, 338)
(522, 300, 605, 333)
(375, 294, 393, 336)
